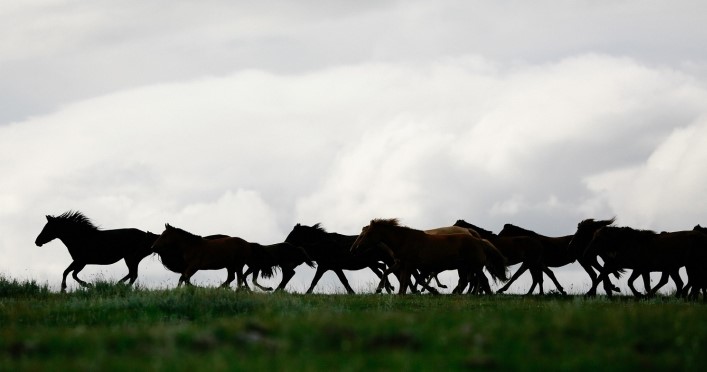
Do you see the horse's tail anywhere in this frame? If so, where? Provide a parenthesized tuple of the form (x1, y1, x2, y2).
(480, 239, 509, 282)
(295, 244, 316, 268)
(258, 265, 279, 279)
(249, 243, 277, 278)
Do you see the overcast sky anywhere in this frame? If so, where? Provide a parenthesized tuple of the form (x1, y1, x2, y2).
(2, 1, 707, 294)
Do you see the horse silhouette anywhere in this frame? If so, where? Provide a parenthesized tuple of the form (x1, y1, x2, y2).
(35, 211, 155, 292)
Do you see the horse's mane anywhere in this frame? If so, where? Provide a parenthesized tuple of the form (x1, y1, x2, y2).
(371, 218, 401, 226)
(51, 210, 100, 232)
(310, 223, 328, 233)
(502, 223, 538, 237)
(600, 226, 657, 244)
(165, 224, 203, 243)
(370, 218, 423, 233)
(577, 217, 615, 230)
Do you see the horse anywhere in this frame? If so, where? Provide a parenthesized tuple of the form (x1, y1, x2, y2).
(684, 225, 707, 300)
(150, 224, 269, 289)
(454, 220, 546, 295)
(568, 218, 680, 297)
(285, 223, 394, 294)
(372, 225, 485, 294)
(35, 211, 156, 292)
(153, 232, 287, 291)
(351, 219, 508, 295)
(241, 242, 316, 291)
(582, 226, 706, 298)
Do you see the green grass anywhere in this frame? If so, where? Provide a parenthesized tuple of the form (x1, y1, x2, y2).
(1, 276, 706, 371)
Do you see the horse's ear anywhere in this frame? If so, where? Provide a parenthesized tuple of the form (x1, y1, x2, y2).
(46, 215, 53, 221)
(165, 223, 171, 229)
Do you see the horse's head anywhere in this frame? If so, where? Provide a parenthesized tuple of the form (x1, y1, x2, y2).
(568, 217, 615, 257)
(350, 224, 373, 254)
(453, 220, 494, 239)
(694, 225, 707, 235)
(35, 215, 58, 246)
(350, 219, 399, 254)
(150, 224, 181, 254)
(285, 223, 325, 246)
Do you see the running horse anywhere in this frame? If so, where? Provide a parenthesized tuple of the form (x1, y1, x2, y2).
(285, 223, 394, 294)
(150, 224, 269, 289)
(454, 220, 545, 295)
(582, 225, 707, 298)
(35, 211, 156, 292)
(351, 219, 508, 295)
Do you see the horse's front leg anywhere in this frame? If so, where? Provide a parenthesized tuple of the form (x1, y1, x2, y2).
(398, 267, 411, 295)
(627, 270, 644, 297)
(275, 266, 296, 292)
(61, 261, 82, 292)
(221, 268, 236, 288)
(306, 266, 328, 294)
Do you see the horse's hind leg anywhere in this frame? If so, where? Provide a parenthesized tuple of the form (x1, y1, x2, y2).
(121, 257, 141, 285)
(498, 263, 528, 294)
(276, 266, 296, 292)
(71, 263, 90, 288)
(251, 268, 274, 291)
(543, 267, 566, 295)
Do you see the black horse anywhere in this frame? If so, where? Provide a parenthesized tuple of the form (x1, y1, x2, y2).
(242, 242, 316, 291)
(285, 223, 394, 294)
(35, 211, 156, 292)
(581, 225, 706, 298)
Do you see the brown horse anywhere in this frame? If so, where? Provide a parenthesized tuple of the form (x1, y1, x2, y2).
(583, 226, 707, 298)
(376, 225, 484, 294)
(151, 224, 268, 289)
(351, 219, 508, 295)
(454, 220, 545, 295)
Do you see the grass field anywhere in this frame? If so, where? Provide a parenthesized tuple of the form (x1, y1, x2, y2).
(1, 275, 706, 371)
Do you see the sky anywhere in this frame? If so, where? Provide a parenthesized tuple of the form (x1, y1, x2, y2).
(2, 0, 707, 294)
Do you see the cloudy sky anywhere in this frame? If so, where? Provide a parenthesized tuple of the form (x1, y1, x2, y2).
(2, 0, 707, 294)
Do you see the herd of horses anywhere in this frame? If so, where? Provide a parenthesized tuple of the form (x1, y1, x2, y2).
(33, 211, 707, 300)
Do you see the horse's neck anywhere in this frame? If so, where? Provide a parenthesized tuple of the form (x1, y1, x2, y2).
(381, 226, 421, 252)
(56, 229, 99, 257)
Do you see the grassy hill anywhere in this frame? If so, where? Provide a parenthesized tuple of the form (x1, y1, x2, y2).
(1, 276, 705, 370)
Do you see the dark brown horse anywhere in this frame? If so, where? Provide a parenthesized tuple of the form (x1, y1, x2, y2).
(151, 224, 268, 289)
(154, 231, 314, 291)
(454, 220, 545, 295)
(352, 219, 508, 295)
(683, 225, 707, 300)
(285, 223, 394, 294)
(35, 211, 156, 292)
(497, 223, 573, 294)
(582, 226, 707, 298)
(569, 218, 681, 297)
(242, 242, 316, 291)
